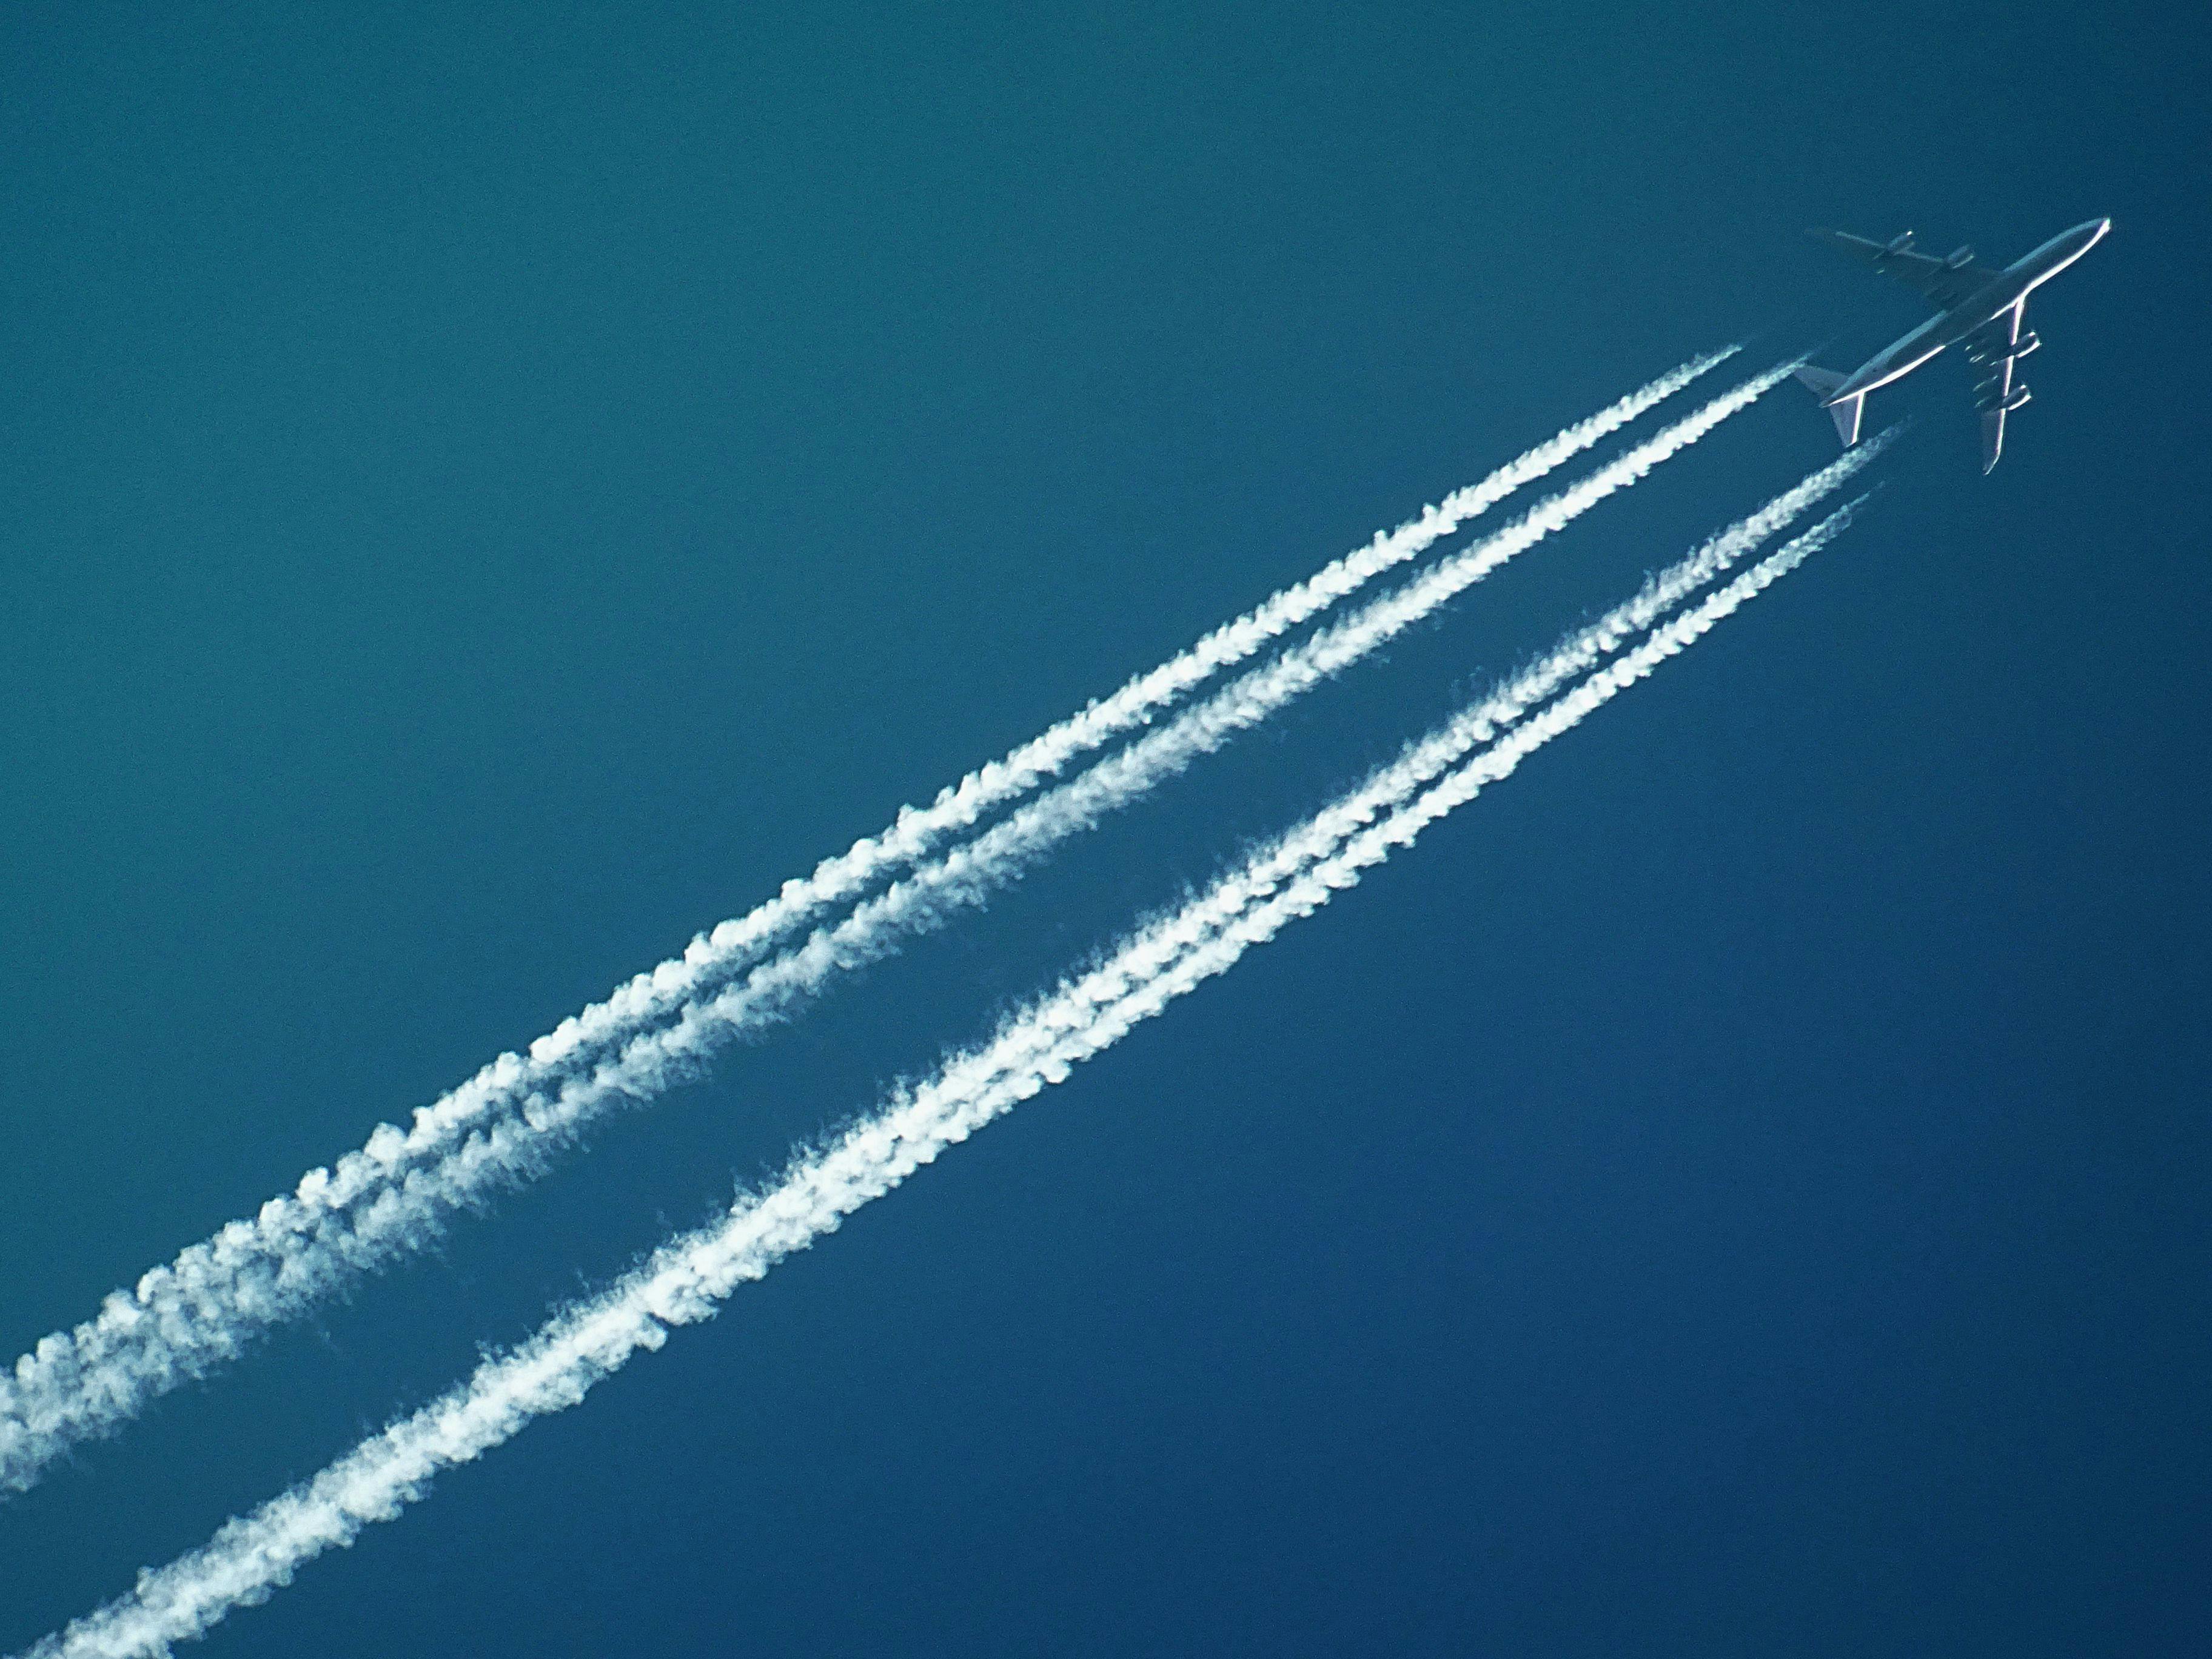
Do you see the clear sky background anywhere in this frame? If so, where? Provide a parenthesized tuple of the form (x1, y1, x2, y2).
(2, 4, 2206, 1655)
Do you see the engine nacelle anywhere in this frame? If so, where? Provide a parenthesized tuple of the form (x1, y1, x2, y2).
(2002, 386, 2033, 413)
(1944, 244, 1976, 270)
(1968, 329, 2039, 369)
(1883, 230, 1916, 256)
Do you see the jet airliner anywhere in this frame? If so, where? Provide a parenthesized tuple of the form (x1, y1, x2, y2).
(1796, 216, 2109, 471)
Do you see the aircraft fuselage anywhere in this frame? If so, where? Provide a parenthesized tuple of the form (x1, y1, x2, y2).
(1827, 218, 2109, 404)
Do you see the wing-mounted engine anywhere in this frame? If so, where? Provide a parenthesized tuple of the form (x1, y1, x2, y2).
(1965, 326, 2037, 369)
(1943, 244, 1977, 270)
(1879, 230, 1916, 260)
(2000, 385, 2031, 412)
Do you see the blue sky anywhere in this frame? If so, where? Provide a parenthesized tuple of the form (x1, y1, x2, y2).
(2, 4, 2206, 1655)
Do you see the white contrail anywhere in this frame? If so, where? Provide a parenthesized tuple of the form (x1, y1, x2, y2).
(13, 495, 1868, 1659)
(0, 355, 1780, 1496)
(5, 360, 1730, 1501)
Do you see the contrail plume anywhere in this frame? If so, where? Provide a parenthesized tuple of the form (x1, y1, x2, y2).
(0, 355, 1778, 1496)
(12, 497, 1868, 1659)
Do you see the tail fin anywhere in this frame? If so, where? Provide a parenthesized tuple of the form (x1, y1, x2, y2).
(1793, 364, 1865, 448)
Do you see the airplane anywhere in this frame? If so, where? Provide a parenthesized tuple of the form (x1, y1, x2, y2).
(1795, 216, 2110, 472)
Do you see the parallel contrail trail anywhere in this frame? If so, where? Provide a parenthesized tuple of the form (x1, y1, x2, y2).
(0, 354, 1781, 1498)
(4, 355, 1727, 1498)
(13, 493, 1868, 1659)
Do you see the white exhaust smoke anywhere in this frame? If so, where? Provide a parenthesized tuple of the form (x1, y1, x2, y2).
(12, 492, 1867, 1659)
(0, 355, 1749, 1495)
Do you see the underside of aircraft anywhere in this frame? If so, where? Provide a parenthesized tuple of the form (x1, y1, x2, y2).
(1797, 219, 2105, 472)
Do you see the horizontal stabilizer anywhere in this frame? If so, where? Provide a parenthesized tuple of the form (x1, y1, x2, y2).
(1793, 364, 1864, 448)
(1827, 394, 1865, 447)
(1792, 364, 1847, 400)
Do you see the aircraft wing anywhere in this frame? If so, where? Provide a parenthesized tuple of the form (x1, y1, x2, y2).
(1968, 300, 2029, 473)
(1809, 228, 2002, 310)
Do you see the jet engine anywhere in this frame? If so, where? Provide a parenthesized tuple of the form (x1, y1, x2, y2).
(1882, 231, 1915, 256)
(1944, 244, 1976, 269)
(2001, 386, 2033, 412)
(1966, 330, 2039, 369)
